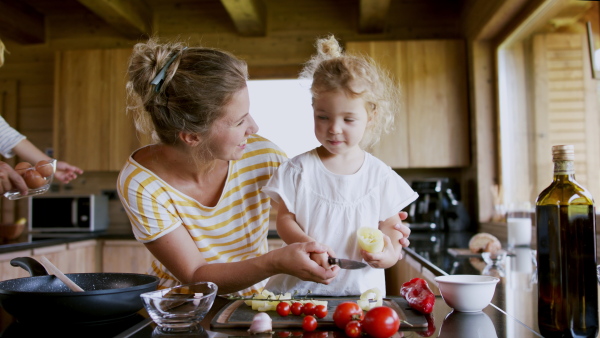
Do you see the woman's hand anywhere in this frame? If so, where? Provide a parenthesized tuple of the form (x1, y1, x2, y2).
(0, 161, 28, 195)
(277, 241, 340, 284)
(54, 161, 84, 184)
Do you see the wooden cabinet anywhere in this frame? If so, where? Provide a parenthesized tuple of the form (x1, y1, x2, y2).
(101, 239, 154, 274)
(53, 49, 145, 171)
(346, 40, 470, 168)
(0, 240, 99, 282)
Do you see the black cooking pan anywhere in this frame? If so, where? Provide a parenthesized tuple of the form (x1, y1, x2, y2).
(0, 257, 159, 324)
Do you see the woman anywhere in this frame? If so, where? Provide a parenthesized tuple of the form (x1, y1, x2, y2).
(117, 38, 410, 296)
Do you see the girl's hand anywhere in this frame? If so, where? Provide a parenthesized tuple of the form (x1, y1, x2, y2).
(394, 211, 411, 250)
(360, 235, 399, 269)
(309, 243, 336, 269)
(54, 161, 84, 184)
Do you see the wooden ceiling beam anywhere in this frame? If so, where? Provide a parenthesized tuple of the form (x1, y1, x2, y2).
(76, 0, 152, 39)
(0, 0, 44, 44)
(220, 0, 266, 37)
(359, 0, 391, 34)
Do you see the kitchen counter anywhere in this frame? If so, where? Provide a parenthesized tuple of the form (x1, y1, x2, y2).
(0, 230, 548, 337)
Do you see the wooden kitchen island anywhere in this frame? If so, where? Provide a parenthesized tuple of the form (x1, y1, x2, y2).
(0, 230, 548, 337)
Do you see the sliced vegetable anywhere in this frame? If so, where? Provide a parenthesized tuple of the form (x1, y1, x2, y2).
(357, 227, 384, 253)
(357, 287, 383, 311)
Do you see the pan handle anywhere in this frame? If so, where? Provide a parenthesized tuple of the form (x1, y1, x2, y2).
(10, 257, 49, 277)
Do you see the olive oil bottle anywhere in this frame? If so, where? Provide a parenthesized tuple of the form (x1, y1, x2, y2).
(536, 145, 598, 337)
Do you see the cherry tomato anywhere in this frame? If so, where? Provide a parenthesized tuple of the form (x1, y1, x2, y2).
(302, 315, 317, 331)
(276, 302, 291, 317)
(303, 302, 316, 316)
(361, 306, 400, 338)
(314, 304, 328, 319)
(291, 302, 304, 316)
(345, 320, 362, 338)
(277, 331, 291, 337)
(333, 302, 364, 330)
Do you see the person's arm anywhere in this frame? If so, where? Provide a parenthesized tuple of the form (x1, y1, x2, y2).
(12, 139, 83, 183)
(144, 225, 339, 295)
(360, 213, 403, 269)
(276, 201, 314, 244)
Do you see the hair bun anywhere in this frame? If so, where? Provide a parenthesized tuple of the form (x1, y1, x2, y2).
(317, 35, 342, 58)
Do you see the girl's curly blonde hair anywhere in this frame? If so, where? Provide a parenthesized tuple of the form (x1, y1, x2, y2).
(300, 35, 401, 149)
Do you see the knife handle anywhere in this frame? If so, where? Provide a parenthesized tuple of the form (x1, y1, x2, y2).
(328, 257, 339, 266)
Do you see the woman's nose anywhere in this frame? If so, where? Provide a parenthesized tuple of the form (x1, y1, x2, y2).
(247, 114, 259, 135)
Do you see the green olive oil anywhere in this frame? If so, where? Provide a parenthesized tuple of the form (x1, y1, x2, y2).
(536, 145, 598, 338)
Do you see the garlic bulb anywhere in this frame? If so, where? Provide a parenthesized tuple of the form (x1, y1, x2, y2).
(248, 312, 272, 334)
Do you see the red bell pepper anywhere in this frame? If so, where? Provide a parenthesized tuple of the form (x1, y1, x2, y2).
(400, 277, 436, 314)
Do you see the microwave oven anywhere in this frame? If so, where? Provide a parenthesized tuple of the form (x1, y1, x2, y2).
(28, 194, 109, 232)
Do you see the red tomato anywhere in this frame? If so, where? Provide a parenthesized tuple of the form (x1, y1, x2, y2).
(302, 315, 317, 331)
(277, 331, 291, 337)
(314, 304, 328, 319)
(291, 302, 304, 316)
(303, 302, 316, 316)
(361, 307, 400, 338)
(277, 302, 291, 317)
(333, 302, 364, 330)
(345, 320, 362, 338)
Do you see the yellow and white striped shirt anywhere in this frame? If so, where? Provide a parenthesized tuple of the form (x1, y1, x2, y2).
(117, 134, 287, 295)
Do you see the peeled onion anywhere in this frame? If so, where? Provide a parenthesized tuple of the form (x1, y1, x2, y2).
(248, 312, 272, 334)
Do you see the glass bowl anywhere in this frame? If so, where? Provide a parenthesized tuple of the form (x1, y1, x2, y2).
(141, 281, 218, 332)
(3, 159, 57, 200)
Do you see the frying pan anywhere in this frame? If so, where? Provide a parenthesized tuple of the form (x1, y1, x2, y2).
(0, 257, 159, 324)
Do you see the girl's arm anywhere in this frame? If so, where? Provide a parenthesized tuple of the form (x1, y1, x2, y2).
(361, 213, 403, 269)
(144, 225, 339, 294)
(276, 201, 314, 244)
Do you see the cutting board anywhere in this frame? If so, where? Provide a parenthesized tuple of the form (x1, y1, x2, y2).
(211, 296, 427, 330)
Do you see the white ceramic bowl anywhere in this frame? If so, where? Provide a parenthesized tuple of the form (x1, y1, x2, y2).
(438, 310, 498, 338)
(434, 275, 500, 312)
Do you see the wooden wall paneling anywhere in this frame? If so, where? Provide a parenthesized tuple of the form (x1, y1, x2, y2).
(405, 40, 470, 168)
(101, 240, 154, 274)
(347, 41, 410, 168)
(0, 80, 18, 223)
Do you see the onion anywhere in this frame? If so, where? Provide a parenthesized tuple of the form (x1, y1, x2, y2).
(248, 312, 272, 334)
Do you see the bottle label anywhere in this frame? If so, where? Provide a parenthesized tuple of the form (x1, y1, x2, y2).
(554, 161, 574, 175)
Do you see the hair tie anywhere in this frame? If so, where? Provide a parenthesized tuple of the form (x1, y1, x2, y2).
(151, 47, 187, 93)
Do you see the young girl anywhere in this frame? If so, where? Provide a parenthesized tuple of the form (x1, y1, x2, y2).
(262, 35, 418, 296)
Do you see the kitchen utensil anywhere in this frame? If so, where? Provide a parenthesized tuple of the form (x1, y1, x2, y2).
(141, 281, 218, 332)
(211, 296, 428, 329)
(39, 256, 84, 292)
(434, 275, 499, 312)
(0, 257, 159, 323)
(328, 256, 367, 269)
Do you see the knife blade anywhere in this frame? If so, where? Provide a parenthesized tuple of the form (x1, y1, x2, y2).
(328, 256, 367, 269)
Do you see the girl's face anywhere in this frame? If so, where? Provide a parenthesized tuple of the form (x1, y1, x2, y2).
(205, 86, 258, 161)
(312, 90, 369, 156)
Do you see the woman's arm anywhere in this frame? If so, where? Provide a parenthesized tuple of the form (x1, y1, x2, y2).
(144, 225, 339, 295)
(12, 139, 83, 183)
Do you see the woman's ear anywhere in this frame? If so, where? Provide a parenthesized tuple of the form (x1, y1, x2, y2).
(179, 131, 202, 147)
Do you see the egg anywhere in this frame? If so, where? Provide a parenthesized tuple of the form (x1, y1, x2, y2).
(23, 170, 47, 189)
(14, 162, 33, 175)
(35, 160, 54, 178)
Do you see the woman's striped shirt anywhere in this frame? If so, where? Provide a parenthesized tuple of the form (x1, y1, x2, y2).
(117, 134, 287, 295)
(0, 115, 25, 158)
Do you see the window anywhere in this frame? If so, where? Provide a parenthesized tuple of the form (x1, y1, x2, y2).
(498, 1, 600, 206)
(247, 79, 319, 158)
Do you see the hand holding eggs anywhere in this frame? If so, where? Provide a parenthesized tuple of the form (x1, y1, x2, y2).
(13, 160, 55, 189)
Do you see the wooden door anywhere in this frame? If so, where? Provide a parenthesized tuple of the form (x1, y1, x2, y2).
(532, 34, 600, 199)
(346, 40, 470, 168)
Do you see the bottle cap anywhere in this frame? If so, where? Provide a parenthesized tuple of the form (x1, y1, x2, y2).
(552, 145, 575, 161)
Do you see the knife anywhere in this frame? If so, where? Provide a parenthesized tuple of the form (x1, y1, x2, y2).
(328, 256, 367, 269)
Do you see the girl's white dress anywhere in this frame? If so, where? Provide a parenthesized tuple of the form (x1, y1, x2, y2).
(262, 148, 418, 296)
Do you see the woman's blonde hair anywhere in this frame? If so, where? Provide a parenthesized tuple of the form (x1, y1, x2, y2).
(126, 38, 248, 147)
(300, 35, 400, 149)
